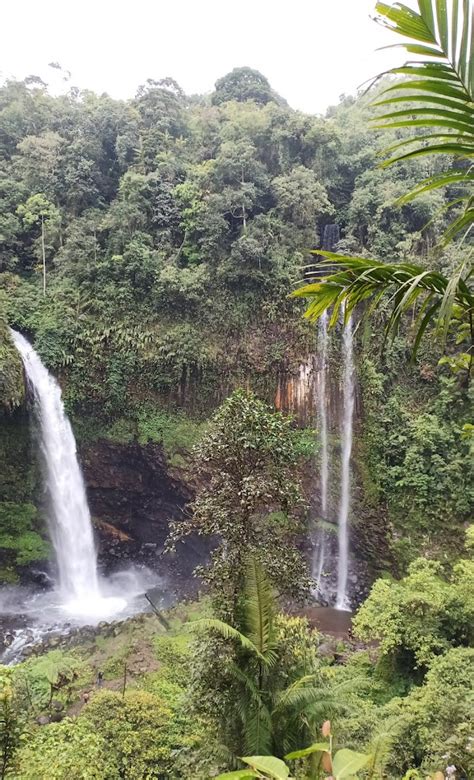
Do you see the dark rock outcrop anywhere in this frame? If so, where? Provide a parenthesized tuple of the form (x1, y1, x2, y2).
(80, 439, 207, 596)
(81, 440, 191, 547)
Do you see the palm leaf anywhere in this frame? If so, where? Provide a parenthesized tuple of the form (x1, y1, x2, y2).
(230, 663, 266, 708)
(395, 170, 474, 205)
(292, 252, 474, 355)
(365, 730, 396, 779)
(272, 675, 322, 713)
(188, 617, 265, 661)
(372, 0, 474, 241)
(294, 0, 474, 354)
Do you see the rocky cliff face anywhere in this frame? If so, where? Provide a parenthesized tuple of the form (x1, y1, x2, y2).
(82, 440, 191, 545)
(80, 439, 206, 595)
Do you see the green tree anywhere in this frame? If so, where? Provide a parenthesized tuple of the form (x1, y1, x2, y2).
(170, 390, 309, 618)
(272, 166, 333, 236)
(191, 559, 337, 760)
(16, 193, 60, 295)
(212, 140, 269, 233)
(353, 528, 474, 673)
(213, 68, 275, 106)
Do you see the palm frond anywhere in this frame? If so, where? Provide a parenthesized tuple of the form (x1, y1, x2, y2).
(230, 663, 265, 706)
(372, 0, 474, 240)
(366, 731, 395, 779)
(293, 252, 474, 355)
(273, 675, 321, 712)
(188, 618, 265, 661)
(243, 706, 274, 756)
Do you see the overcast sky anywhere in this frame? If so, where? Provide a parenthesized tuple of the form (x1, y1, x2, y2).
(2, 0, 405, 114)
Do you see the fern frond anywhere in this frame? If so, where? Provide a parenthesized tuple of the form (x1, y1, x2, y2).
(243, 558, 278, 666)
(188, 618, 265, 661)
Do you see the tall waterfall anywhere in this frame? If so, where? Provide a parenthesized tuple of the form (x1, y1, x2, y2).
(313, 310, 329, 592)
(318, 311, 329, 517)
(311, 224, 355, 609)
(336, 308, 354, 609)
(10, 330, 125, 618)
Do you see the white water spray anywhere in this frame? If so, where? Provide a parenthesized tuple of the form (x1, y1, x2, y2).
(313, 311, 329, 592)
(336, 310, 354, 610)
(10, 329, 125, 619)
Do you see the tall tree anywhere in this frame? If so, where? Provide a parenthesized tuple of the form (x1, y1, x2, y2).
(213, 67, 276, 106)
(16, 194, 60, 295)
(169, 390, 309, 620)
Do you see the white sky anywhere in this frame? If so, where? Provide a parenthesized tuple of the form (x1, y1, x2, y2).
(2, 0, 405, 114)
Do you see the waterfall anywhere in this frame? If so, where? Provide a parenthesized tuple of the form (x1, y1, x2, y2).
(311, 224, 355, 609)
(313, 310, 329, 593)
(10, 329, 125, 618)
(318, 311, 329, 517)
(336, 308, 354, 610)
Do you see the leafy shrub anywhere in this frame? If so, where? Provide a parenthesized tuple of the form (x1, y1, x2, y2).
(82, 689, 176, 778)
(381, 647, 474, 778)
(354, 547, 474, 673)
(16, 651, 87, 711)
(16, 718, 113, 779)
(0, 306, 24, 409)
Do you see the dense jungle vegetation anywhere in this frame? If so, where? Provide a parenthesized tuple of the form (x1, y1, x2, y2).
(0, 0, 473, 776)
(0, 63, 470, 568)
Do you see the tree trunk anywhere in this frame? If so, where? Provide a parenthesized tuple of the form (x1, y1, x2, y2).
(41, 215, 46, 296)
(241, 165, 247, 231)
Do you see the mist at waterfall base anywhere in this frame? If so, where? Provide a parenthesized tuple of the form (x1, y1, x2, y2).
(3, 330, 167, 661)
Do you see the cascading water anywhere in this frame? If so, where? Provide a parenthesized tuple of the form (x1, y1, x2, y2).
(311, 224, 339, 602)
(312, 310, 329, 594)
(311, 224, 355, 610)
(335, 308, 354, 610)
(9, 329, 126, 619)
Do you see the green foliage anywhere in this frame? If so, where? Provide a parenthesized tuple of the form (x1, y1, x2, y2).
(213, 68, 277, 106)
(189, 559, 337, 762)
(15, 718, 114, 779)
(373, 0, 474, 243)
(0, 37, 472, 780)
(0, 502, 49, 571)
(294, 253, 473, 360)
(0, 298, 24, 409)
(356, 353, 472, 567)
(82, 689, 176, 778)
(16, 650, 85, 711)
(136, 407, 206, 460)
(170, 390, 309, 615)
(293, 0, 473, 359)
(368, 646, 474, 778)
(0, 669, 24, 779)
(218, 720, 372, 779)
(353, 530, 474, 672)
